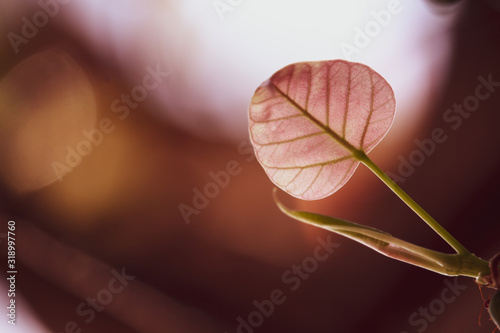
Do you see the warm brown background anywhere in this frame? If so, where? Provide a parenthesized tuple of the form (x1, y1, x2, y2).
(0, 0, 499, 332)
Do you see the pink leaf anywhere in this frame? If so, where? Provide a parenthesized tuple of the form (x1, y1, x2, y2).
(248, 60, 395, 200)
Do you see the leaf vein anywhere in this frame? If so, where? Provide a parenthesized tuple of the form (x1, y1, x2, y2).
(342, 65, 352, 139)
(299, 165, 324, 196)
(258, 131, 325, 146)
(250, 113, 304, 124)
(262, 155, 352, 170)
(360, 71, 375, 148)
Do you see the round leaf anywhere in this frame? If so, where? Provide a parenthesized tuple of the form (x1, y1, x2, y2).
(248, 60, 395, 200)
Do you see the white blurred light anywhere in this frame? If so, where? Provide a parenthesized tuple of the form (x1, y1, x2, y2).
(52, 0, 463, 140)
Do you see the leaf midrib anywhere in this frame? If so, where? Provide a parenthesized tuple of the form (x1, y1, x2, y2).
(270, 82, 364, 160)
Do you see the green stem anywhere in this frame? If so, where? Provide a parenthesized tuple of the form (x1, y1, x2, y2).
(356, 151, 470, 255)
(274, 187, 491, 281)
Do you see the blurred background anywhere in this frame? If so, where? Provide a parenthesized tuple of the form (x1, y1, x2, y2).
(0, 0, 499, 332)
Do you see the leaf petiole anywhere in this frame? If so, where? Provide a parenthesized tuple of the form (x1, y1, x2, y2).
(356, 151, 470, 255)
